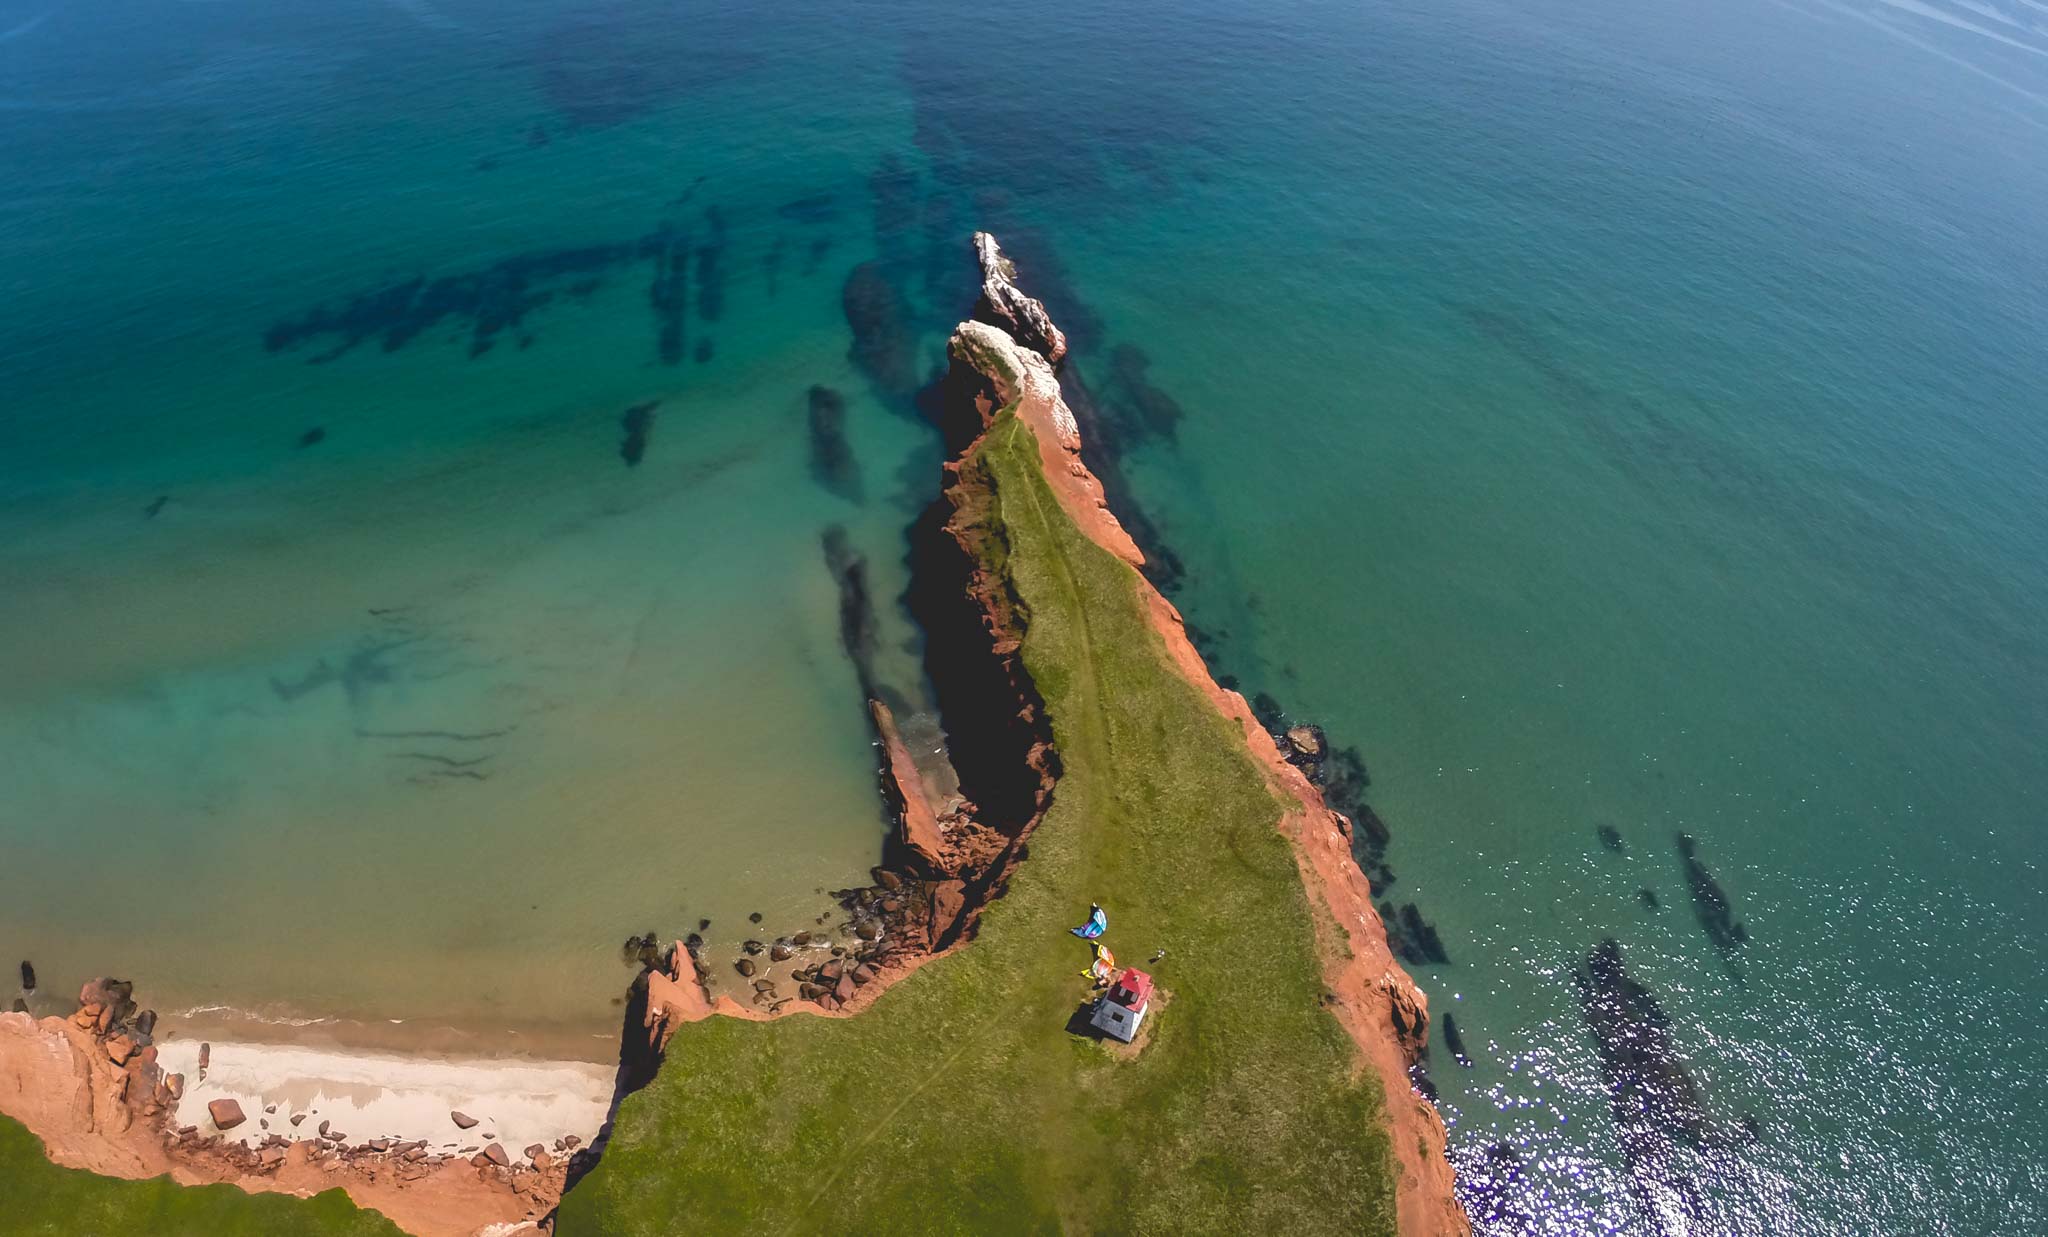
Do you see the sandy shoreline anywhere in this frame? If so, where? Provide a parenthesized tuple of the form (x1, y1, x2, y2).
(0, 1004, 593, 1236)
(154, 1038, 611, 1155)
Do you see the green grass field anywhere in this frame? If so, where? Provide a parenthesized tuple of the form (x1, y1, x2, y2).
(0, 1115, 401, 1236)
(557, 410, 1396, 1235)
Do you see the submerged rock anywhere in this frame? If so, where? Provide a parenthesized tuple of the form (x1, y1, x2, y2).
(265, 235, 641, 361)
(18, 960, 34, 993)
(842, 262, 917, 398)
(1102, 343, 1187, 438)
(1597, 825, 1625, 853)
(1443, 1013, 1473, 1068)
(807, 384, 863, 502)
(1575, 937, 1726, 1226)
(824, 526, 883, 699)
(1677, 833, 1749, 964)
(647, 223, 690, 365)
(1408, 1057, 1439, 1102)
(618, 401, 657, 466)
(1381, 901, 1452, 966)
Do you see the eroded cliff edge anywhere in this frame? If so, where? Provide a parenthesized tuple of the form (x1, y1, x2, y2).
(947, 240, 1467, 1237)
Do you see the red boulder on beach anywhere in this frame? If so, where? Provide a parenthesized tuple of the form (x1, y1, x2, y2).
(207, 1099, 246, 1131)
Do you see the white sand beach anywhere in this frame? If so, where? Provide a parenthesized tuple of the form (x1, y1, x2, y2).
(155, 1038, 613, 1156)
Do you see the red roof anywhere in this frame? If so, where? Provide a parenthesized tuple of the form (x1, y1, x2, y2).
(1109, 968, 1153, 1007)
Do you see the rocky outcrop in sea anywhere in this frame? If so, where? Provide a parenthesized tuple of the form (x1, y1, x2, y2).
(972, 231, 1067, 364)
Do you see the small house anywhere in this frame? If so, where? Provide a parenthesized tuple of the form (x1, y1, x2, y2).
(1089, 967, 1154, 1044)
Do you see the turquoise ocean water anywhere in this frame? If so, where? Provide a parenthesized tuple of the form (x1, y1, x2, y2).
(3, 0, 2043, 1230)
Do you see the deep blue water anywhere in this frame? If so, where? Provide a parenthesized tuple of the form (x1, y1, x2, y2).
(3, 0, 2044, 1229)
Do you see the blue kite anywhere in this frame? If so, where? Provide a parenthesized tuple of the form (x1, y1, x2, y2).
(1069, 903, 1108, 940)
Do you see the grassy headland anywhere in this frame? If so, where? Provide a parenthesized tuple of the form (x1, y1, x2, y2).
(557, 409, 1397, 1234)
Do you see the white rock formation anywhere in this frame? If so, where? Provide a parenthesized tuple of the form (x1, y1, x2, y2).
(972, 232, 1068, 363)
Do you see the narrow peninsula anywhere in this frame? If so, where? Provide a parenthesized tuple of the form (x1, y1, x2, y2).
(0, 236, 1466, 1237)
(564, 237, 1466, 1235)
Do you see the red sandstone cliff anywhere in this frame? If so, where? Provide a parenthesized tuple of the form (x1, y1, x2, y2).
(946, 302, 1469, 1237)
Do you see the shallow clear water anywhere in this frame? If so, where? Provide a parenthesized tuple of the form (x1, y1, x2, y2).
(3, 0, 2044, 1228)
(0, 0, 946, 1054)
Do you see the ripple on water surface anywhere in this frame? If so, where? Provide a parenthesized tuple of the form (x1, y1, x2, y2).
(1442, 872, 2047, 1235)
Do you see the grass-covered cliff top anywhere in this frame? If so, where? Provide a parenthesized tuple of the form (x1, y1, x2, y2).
(558, 409, 1396, 1234)
(0, 1115, 401, 1236)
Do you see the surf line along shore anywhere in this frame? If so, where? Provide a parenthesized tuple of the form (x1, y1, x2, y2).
(0, 233, 1465, 1237)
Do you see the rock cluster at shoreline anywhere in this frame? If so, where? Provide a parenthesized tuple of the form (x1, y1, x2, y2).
(1, 975, 591, 1237)
(55, 977, 186, 1138)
